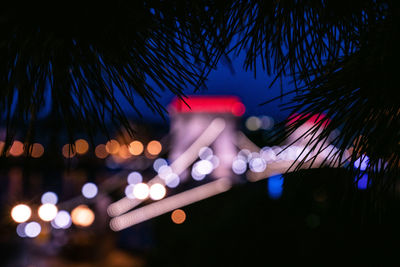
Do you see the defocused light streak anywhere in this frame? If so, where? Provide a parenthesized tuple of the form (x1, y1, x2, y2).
(110, 178, 231, 231)
(107, 118, 226, 217)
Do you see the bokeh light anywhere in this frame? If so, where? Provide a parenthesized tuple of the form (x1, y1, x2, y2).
(245, 116, 261, 131)
(198, 147, 213, 160)
(268, 174, 284, 199)
(106, 139, 120, 154)
(95, 144, 109, 159)
(158, 165, 173, 179)
(129, 140, 143, 156)
(165, 173, 180, 188)
(127, 171, 143, 185)
(124, 184, 135, 199)
(24, 221, 41, 238)
(31, 143, 44, 158)
(81, 182, 98, 199)
(249, 157, 267, 172)
(62, 144, 76, 158)
(133, 183, 149, 200)
(11, 204, 32, 223)
(171, 209, 186, 224)
(194, 160, 213, 175)
(231, 102, 245, 116)
(52, 210, 72, 229)
(147, 140, 162, 156)
(149, 183, 166, 200)
(118, 145, 131, 159)
(153, 158, 168, 172)
(191, 167, 206, 181)
(71, 205, 95, 227)
(9, 140, 24, 157)
(38, 203, 58, 222)
(75, 139, 89, 155)
(16, 223, 27, 238)
(41, 191, 58, 205)
(260, 115, 274, 130)
(232, 158, 247, 175)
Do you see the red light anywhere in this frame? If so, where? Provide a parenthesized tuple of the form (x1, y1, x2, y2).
(169, 96, 245, 116)
(287, 113, 330, 128)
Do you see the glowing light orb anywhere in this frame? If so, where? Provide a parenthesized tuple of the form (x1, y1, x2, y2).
(246, 116, 261, 131)
(147, 140, 162, 156)
(75, 139, 89, 155)
(195, 160, 213, 175)
(11, 204, 32, 223)
(128, 141, 143, 156)
(149, 183, 166, 200)
(24, 222, 41, 238)
(81, 182, 98, 199)
(198, 147, 213, 160)
(16, 223, 27, 237)
(232, 158, 247, 175)
(95, 144, 109, 159)
(260, 115, 274, 130)
(171, 209, 186, 224)
(71, 205, 95, 227)
(31, 143, 44, 158)
(62, 144, 76, 158)
(41, 191, 58, 205)
(191, 167, 206, 181)
(105, 139, 120, 154)
(127, 172, 142, 185)
(158, 165, 173, 179)
(10, 140, 24, 156)
(52, 210, 72, 229)
(133, 183, 149, 200)
(124, 184, 135, 199)
(165, 173, 180, 188)
(249, 157, 266, 172)
(153, 158, 168, 172)
(38, 203, 58, 222)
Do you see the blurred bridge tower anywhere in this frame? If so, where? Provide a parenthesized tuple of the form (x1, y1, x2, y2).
(169, 96, 245, 182)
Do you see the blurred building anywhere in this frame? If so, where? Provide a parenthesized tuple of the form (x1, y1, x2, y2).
(168, 96, 245, 181)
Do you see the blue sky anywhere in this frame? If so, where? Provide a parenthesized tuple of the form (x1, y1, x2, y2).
(128, 52, 292, 124)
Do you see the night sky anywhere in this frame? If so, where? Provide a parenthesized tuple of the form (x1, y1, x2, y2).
(127, 51, 292, 124)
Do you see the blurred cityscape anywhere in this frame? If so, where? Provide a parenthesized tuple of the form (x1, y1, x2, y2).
(0, 96, 398, 266)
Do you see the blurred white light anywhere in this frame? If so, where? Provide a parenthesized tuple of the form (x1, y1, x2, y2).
(81, 182, 98, 199)
(191, 167, 206, 181)
(11, 204, 32, 223)
(24, 222, 41, 238)
(165, 173, 180, 188)
(41, 191, 58, 205)
(354, 156, 369, 171)
(195, 160, 213, 175)
(38, 203, 58, 222)
(16, 223, 27, 238)
(232, 158, 247, 175)
(237, 149, 251, 161)
(158, 165, 173, 179)
(248, 152, 260, 161)
(127, 172, 143, 185)
(260, 147, 277, 162)
(124, 184, 135, 199)
(199, 147, 213, 160)
(249, 157, 267, 172)
(149, 183, 166, 200)
(209, 155, 220, 169)
(53, 210, 72, 229)
(153, 158, 168, 172)
(133, 183, 149, 200)
(246, 116, 261, 131)
(260, 115, 274, 130)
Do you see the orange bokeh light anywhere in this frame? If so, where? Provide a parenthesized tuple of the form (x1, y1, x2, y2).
(62, 144, 76, 158)
(128, 141, 143, 156)
(118, 145, 131, 159)
(71, 205, 95, 227)
(105, 140, 120, 154)
(75, 139, 89, 155)
(171, 209, 186, 224)
(95, 144, 109, 159)
(31, 143, 44, 158)
(146, 140, 162, 156)
(9, 140, 24, 157)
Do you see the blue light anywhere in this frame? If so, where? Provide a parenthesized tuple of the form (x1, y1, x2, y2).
(354, 156, 369, 171)
(268, 174, 284, 199)
(356, 174, 369, 190)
